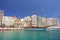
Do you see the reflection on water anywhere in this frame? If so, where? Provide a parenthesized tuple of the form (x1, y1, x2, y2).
(0, 30, 60, 40)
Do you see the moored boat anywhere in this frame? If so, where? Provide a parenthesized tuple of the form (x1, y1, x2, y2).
(24, 27, 46, 31)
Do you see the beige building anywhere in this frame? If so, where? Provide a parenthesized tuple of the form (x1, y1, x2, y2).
(14, 18, 29, 28)
(14, 19, 19, 27)
(21, 19, 29, 27)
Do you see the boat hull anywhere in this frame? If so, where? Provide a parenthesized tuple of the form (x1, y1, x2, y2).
(24, 28, 46, 31)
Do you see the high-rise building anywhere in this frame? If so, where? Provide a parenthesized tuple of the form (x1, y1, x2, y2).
(0, 10, 4, 27)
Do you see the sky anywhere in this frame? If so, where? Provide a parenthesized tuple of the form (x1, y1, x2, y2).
(0, 0, 60, 18)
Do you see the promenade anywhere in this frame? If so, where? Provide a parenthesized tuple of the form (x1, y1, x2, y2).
(0, 27, 24, 31)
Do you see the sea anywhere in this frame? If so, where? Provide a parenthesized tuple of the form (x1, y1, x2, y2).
(0, 29, 60, 40)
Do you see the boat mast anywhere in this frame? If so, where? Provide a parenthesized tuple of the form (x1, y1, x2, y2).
(53, 12, 56, 26)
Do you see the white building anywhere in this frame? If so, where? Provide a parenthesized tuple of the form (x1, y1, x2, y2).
(41, 17, 47, 27)
(31, 15, 37, 27)
(31, 15, 47, 27)
(47, 18, 59, 26)
(38, 16, 42, 27)
(20, 15, 60, 27)
(2, 16, 14, 26)
(23, 16, 31, 24)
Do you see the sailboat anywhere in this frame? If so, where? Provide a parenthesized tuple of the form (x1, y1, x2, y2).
(24, 15, 48, 31)
(24, 10, 52, 30)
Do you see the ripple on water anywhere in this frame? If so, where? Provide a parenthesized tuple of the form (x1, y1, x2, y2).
(0, 30, 60, 40)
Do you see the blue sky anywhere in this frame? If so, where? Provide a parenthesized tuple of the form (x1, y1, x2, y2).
(0, 0, 60, 18)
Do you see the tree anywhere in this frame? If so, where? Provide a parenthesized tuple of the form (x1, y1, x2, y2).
(2, 23, 5, 28)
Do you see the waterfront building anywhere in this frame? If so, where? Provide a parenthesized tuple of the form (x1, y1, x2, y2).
(22, 15, 39, 27)
(21, 19, 29, 27)
(41, 17, 47, 27)
(21, 15, 42, 27)
(56, 19, 60, 27)
(23, 16, 31, 24)
(47, 18, 59, 26)
(14, 17, 29, 28)
(31, 15, 47, 27)
(31, 15, 42, 27)
(0, 10, 4, 27)
(31, 15, 38, 27)
(2, 16, 14, 27)
(14, 18, 22, 27)
(22, 15, 47, 27)
(13, 16, 19, 27)
(38, 16, 42, 27)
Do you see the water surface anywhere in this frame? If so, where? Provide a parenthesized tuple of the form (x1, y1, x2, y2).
(0, 29, 60, 40)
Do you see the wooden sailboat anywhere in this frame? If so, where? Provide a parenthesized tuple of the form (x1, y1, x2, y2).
(24, 15, 47, 31)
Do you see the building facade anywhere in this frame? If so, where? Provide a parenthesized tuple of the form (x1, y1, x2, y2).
(47, 18, 59, 26)
(2, 16, 14, 27)
(31, 15, 38, 27)
(41, 17, 47, 27)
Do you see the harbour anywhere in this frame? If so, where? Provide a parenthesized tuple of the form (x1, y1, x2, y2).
(0, 10, 60, 31)
(0, 0, 60, 40)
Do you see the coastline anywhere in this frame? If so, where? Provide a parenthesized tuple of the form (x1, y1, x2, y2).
(0, 27, 24, 31)
(46, 27, 60, 30)
(0, 27, 60, 31)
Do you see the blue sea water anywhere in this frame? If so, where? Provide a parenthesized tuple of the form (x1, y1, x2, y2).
(0, 29, 60, 40)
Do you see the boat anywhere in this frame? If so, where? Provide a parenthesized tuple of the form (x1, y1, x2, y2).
(24, 11, 58, 31)
(24, 27, 46, 31)
(24, 24, 47, 31)
(24, 15, 49, 31)
(24, 12, 50, 31)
